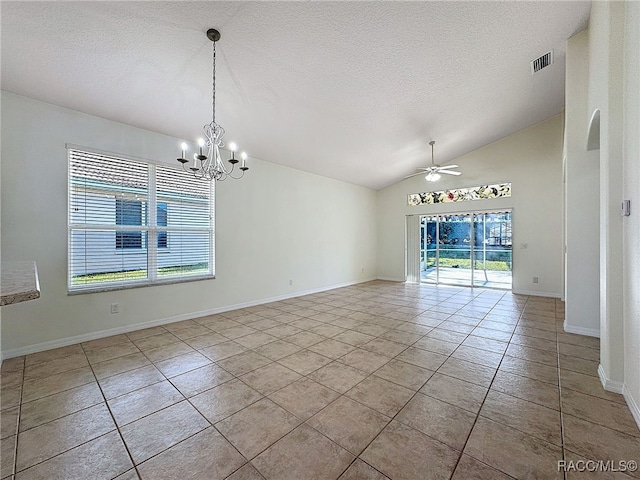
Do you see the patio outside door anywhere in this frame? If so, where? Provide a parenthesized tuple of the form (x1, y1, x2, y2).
(473, 212, 512, 288)
(419, 211, 512, 289)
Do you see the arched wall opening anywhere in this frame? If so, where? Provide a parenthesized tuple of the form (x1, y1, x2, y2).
(587, 109, 601, 151)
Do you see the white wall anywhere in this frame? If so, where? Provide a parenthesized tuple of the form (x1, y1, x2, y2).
(587, 0, 626, 392)
(564, 30, 600, 337)
(621, 0, 640, 428)
(0, 91, 2, 365)
(377, 115, 564, 297)
(0, 92, 378, 356)
(574, 0, 640, 427)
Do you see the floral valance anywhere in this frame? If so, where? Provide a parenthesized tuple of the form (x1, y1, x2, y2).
(408, 183, 511, 206)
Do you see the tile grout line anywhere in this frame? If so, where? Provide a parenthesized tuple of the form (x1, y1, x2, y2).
(203, 329, 408, 478)
(557, 306, 568, 480)
(460, 296, 565, 478)
(80, 341, 142, 480)
(315, 290, 517, 479)
(135, 322, 287, 478)
(6, 285, 589, 480)
(10, 355, 26, 479)
(160, 312, 407, 479)
(440, 290, 521, 480)
(164, 292, 486, 477)
(111, 333, 256, 477)
(11, 430, 124, 477)
(10, 352, 128, 478)
(202, 301, 392, 478)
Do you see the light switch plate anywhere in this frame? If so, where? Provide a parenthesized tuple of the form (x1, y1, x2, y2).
(621, 200, 631, 216)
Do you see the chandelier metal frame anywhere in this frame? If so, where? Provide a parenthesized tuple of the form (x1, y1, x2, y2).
(177, 28, 248, 181)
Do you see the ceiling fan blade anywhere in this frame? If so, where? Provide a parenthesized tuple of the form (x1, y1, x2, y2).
(440, 170, 462, 175)
(404, 171, 427, 179)
(437, 164, 459, 170)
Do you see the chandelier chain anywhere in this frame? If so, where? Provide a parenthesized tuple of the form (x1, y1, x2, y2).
(212, 39, 216, 124)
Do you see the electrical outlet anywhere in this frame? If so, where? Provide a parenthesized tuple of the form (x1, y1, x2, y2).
(110, 303, 119, 314)
(361, 268, 365, 273)
(533, 277, 539, 284)
(289, 279, 293, 286)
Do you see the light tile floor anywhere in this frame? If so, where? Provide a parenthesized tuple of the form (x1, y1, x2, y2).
(1, 281, 639, 480)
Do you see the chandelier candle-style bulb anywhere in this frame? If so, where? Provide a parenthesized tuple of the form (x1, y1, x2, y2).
(178, 142, 188, 164)
(197, 138, 207, 161)
(228, 142, 238, 164)
(177, 28, 249, 182)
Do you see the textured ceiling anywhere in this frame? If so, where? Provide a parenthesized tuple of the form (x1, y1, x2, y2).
(1, 1, 590, 190)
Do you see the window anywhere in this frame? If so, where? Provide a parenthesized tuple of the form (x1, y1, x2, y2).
(115, 199, 143, 249)
(114, 200, 167, 249)
(157, 203, 168, 249)
(68, 147, 214, 292)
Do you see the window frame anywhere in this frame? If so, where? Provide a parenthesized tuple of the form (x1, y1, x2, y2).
(67, 144, 215, 294)
(113, 200, 169, 251)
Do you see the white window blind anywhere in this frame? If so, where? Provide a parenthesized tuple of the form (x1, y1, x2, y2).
(68, 147, 214, 292)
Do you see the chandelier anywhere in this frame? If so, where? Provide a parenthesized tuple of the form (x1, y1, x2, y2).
(178, 28, 248, 181)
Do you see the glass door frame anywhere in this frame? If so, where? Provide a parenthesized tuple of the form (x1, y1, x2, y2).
(419, 209, 512, 289)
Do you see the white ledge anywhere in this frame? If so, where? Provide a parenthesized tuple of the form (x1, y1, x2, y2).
(1, 261, 41, 306)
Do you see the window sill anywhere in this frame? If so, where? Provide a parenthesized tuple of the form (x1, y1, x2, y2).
(68, 274, 215, 295)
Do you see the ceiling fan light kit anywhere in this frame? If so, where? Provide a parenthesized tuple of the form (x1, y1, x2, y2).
(405, 140, 462, 182)
(425, 171, 441, 182)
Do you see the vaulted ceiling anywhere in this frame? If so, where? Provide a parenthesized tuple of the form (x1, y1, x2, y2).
(1, 1, 590, 189)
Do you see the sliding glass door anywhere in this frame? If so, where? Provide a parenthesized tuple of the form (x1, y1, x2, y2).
(420, 216, 438, 282)
(438, 214, 473, 286)
(419, 210, 512, 289)
(473, 212, 512, 288)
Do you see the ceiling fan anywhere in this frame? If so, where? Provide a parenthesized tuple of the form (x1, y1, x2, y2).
(405, 140, 462, 182)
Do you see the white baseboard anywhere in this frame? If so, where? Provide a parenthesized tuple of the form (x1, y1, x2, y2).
(376, 276, 405, 282)
(598, 364, 625, 394)
(375, 281, 561, 296)
(623, 385, 640, 430)
(597, 366, 640, 430)
(512, 289, 562, 298)
(1, 278, 376, 359)
(563, 321, 600, 338)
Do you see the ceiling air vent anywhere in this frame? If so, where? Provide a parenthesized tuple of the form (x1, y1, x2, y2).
(531, 50, 554, 74)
